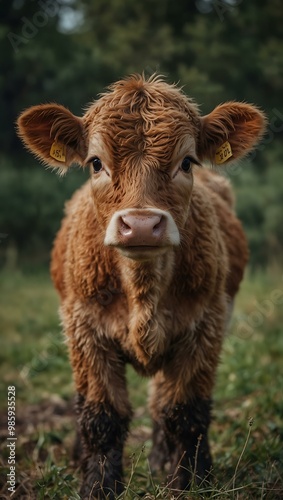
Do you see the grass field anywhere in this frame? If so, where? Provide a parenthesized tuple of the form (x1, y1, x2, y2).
(0, 267, 282, 499)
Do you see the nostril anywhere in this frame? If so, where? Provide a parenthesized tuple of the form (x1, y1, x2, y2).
(153, 216, 165, 235)
(153, 216, 162, 229)
(120, 217, 132, 235)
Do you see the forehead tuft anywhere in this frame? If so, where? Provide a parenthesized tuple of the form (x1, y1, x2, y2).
(96, 73, 199, 116)
(85, 74, 200, 164)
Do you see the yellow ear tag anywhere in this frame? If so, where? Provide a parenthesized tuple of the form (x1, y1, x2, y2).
(50, 141, 66, 162)
(215, 141, 232, 164)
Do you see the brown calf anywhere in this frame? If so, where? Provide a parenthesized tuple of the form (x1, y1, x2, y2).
(17, 75, 266, 498)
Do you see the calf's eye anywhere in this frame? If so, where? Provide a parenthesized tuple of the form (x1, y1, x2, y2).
(181, 157, 192, 173)
(92, 157, 103, 173)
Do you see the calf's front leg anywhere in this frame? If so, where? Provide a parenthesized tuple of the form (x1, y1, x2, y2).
(149, 318, 224, 491)
(150, 378, 212, 491)
(162, 398, 212, 490)
(77, 395, 130, 499)
(66, 320, 131, 499)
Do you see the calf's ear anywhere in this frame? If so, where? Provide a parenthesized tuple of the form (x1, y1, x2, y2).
(197, 102, 267, 165)
(17, 104, 87, 172)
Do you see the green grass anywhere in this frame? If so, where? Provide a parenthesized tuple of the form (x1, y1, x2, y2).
(0, 270, 72, 407)
(0, 268, 282, 498)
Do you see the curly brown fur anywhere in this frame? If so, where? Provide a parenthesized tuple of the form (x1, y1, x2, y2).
(17, 74, 266, 496)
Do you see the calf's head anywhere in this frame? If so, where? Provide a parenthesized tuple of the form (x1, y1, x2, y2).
(17, 75, 266, 260)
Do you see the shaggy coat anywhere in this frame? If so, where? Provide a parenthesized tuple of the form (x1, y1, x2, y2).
(17, 75, 266, 498)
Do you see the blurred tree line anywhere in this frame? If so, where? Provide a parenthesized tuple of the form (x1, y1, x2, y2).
(0, 0, 282, 268)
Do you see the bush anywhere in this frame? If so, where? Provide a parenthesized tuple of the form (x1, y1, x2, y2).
(0, 156, 87, 267)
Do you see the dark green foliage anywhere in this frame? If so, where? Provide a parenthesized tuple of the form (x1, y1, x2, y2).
(0, 157, 87, 267)
(231, 147, 283, 268)
(0, 0, 282, 268)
